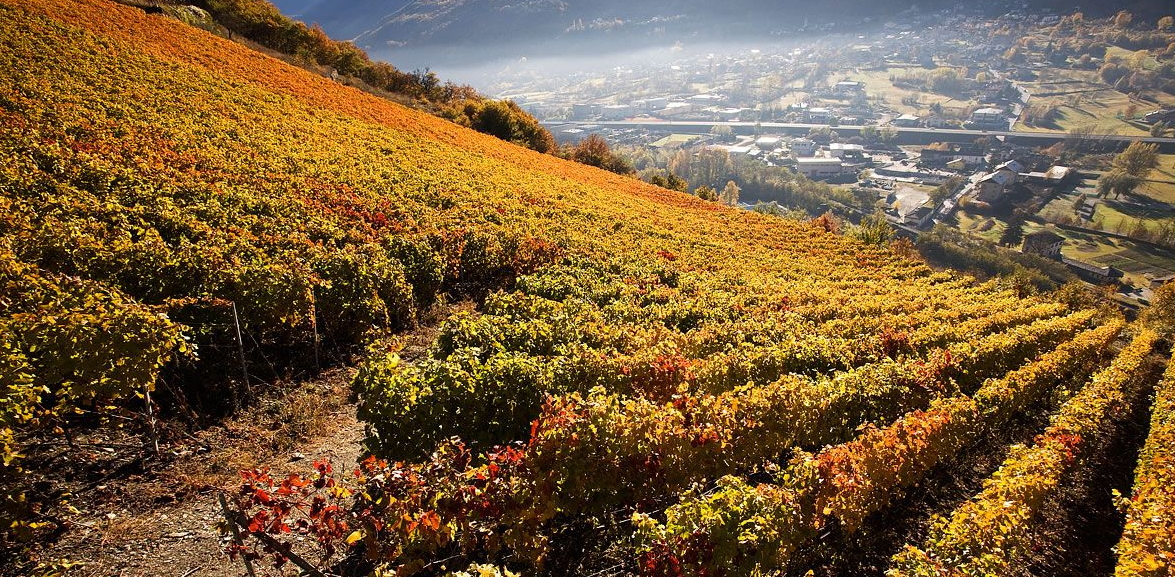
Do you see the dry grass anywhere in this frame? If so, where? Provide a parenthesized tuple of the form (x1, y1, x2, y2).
(172, 368, 356, 490)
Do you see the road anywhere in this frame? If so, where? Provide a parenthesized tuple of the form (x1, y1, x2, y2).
(548, 120, 1175, 150)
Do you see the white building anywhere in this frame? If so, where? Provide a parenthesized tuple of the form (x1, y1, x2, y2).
(790, 138, 818, 157)
(969, 107, 1005, 128)
(655, 102, 694, 117)
(805, 107, 833, 124)
(632, 97, 669, 111)
(755, 136, 783, 150)
(600, 104, 634, 120)
(829, 143, 865, 158)
(796, 157, 844, 179)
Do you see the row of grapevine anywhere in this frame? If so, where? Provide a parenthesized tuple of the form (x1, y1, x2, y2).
(631, 321, 1123, 576)
(522, 311, 1102, 517)
(889, 329, 1162, 577)
(1114, 354, 1175, 576)
(0, 246, 188, 538)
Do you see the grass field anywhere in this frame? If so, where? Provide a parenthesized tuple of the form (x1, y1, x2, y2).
(1093, 200, 1173, 236)
(955, 209, 1007, 244)
(1135, 154, 1175, 204)
(841, 68, 967, 116)
(1015, 64, 1175, 136)
(649, 133, 701, 148)
(1022, 222, 1175, 287)
(1016, 88, 1152, 136)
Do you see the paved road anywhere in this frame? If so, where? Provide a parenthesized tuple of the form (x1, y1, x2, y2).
(548, 120, 1175, 149)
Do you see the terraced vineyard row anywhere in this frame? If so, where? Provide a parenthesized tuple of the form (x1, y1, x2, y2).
(891, 329, 1163, 577)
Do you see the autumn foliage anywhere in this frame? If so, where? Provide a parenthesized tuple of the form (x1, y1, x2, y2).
(0, 1, 1171, 576)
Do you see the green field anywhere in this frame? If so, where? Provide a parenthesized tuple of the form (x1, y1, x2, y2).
(1015, 64, 1175, 136)
(1136, 154, 1175, 204)
(955, 209, 1008, 244)
(1023, 222, 1175, 287)
(842, 68, 968, 116)
(649, 133, 702, 148)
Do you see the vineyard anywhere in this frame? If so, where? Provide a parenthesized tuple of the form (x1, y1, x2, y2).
(0, 0, 1172, 576)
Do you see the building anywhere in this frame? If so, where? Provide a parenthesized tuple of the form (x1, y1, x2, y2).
(632, 97, 669, 112)
(1063, 257, 1124, 285)
(828, 142, 865, 158)
(715, 107, 745, 121)
(790, 138, 817, 157)
(834, 80, 865, 95)
(974, 170, 1014, 203)
(892, 113, 921, 127)
(755, 136, 783, 150)
(688, 94, 725, 106)
(993, 159, 1024, 177)
(655, 102, 694, 118)
(1022, 166, 1073, 186)
(600, 104, 634, 120)
(805, 107, 833, 124)
(1143, 109, 1175, 124)
(1147, 273, 1175, 289)
(969, 107, 1006, 129)
(571, 103, 601, 119)
(904, 205, 935, 228)
(1021, 230, 1064, 259)
(796, 157, 844, 179)
(923, 115, 947, 128)
(920, 142, 986, 167)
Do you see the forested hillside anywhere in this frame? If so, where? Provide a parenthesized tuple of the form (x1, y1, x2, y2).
(0, 1, 1171, 575)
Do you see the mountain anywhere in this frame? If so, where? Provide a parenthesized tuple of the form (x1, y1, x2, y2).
(309, 0, 919, 48)
(275, 0, 1172, 68)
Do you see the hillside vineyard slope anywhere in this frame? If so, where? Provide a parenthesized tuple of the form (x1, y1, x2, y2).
(0, 0, 1130, 574)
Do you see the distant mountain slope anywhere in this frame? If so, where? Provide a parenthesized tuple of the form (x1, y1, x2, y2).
(303, 0, 926, 47)
(278, 0, 1172, 64)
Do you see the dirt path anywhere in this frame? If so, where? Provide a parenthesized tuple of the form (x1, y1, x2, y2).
(44, 374, 366, 577)
(26, 305, 461, 577)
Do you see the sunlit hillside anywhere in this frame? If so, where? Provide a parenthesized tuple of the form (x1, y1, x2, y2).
(1, 1, 1170, 576)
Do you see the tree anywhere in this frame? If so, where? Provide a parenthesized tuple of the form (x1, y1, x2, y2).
(931, 175, 964, 205)
(850, 212, 894, 245)
(1151, 121, 1168, 137)
(693, 185, 718, 202)
(719, 181, 741, 206)
(1112, 141, 1159, 178)
(1158, 15, 1173, 31)
(811, 212, 842, 234)
(1142, 281, 1175, 336)
(694, 149, 732, 188)
(1097, 169, 1142, 198)
(571, 134, 633, 175)
(710, 124, 734, 139)
(451, 99, 556, 154)
(929, 68, 964, 95)
(999, 217, 1025, 247)
(649, 172, 689, 193)
(1113, 10, 1134, 29)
